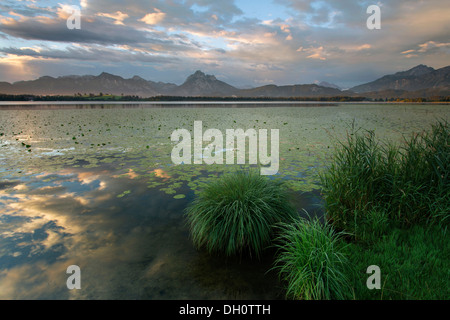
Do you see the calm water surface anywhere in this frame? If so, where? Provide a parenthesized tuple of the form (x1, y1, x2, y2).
(0, 102, 448, 299)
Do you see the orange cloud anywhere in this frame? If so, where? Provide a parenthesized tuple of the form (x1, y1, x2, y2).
(139, 8, 166, 25)
(97, 11, 129, 25)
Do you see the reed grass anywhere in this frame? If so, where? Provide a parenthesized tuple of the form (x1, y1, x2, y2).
(317, 119, 449, 299)
(320, 120, 449, 240)
(273, 216, 351, 300)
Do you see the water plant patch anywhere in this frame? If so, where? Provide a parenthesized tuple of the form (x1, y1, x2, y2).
(171, 121, 280, 175)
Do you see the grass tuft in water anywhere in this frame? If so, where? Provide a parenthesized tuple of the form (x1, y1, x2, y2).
(185, 170, 297, 258)
(273, 216, 351, 300)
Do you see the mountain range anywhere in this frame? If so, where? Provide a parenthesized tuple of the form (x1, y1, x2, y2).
(351, 64, 450, 94)
(0, 65, 449, 98)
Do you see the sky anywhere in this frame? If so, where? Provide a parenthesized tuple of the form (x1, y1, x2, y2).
(0, 0, 449, 89)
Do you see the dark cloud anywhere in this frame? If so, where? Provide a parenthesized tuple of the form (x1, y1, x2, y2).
(0, 46, 179, 64)
(0, 0, 448, 87)
(0, 16, 152, 45)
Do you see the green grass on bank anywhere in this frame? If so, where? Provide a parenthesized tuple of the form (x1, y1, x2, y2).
(185, 120, 449, 300)
(346, 223, 449, 300)
(272, 119, 448, 300)
(271, 214, 449, 300)
(315, 119, 449, 299)
(320, 120, 449, 236)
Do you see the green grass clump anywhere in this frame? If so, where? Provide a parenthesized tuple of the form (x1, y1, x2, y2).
(185, 170, 297, 258)
(273, 216, 351, 300)
(320, 120, 449, 239)
(316, 120, 449, 299)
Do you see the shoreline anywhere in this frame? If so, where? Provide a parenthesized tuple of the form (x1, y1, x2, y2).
(0, 100, 449, 107)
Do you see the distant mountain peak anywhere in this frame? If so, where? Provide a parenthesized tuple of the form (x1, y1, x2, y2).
(131, 75, 146, 81)
(412, 64, 429, 69)
(396, 64, 434, 77)
(351, 64, 448, 93)
(317, 81, 342, 90)
(38, 75, 55, 80)
(185, 70, 217, 83)
(177, 70, 236, 96)
(97, 72, 122, 79)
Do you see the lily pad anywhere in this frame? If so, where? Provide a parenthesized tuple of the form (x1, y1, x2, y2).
(117, 190, 131, 198)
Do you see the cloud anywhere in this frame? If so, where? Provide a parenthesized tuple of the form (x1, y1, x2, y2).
(0, 45, 180, 64)
(306, 47, 327, 60)
(57, 4, 79, 20)
(274, 0, 364, 28)
(0, 52, 39, 81)
(297, 46, 328, 60)
(417, 41, 450, 53)
(97, 11, 129, 25)
(0, 0, 449, 87)
(139, 8, 166, 25)
(399, 41, 450, 59)
(186, 0, 243, 20)
(0, 14, 147, 45)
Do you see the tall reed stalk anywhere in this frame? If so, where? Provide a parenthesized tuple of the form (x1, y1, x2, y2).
(320, 120, 449, 239)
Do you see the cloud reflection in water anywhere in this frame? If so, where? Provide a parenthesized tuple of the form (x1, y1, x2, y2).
(0, 165, 283, 299)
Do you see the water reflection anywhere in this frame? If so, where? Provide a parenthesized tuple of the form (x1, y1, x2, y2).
(2, 103, 446, 299)
(1, 164, 312, 299)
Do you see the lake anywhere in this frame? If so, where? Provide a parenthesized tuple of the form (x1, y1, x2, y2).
(0, 102, 448, 299)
